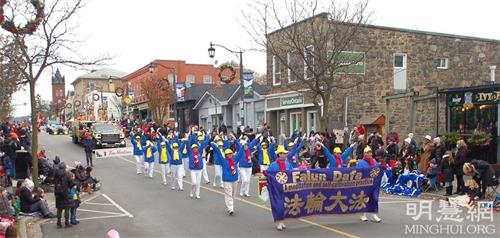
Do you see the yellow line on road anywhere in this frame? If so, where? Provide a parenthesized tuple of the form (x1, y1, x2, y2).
(114, 156, 360, 238)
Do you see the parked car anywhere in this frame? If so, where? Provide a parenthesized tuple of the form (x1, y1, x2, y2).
(46, 124, 69, 135)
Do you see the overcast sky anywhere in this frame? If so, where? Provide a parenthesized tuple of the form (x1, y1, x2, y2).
(11, 0, 500, 117)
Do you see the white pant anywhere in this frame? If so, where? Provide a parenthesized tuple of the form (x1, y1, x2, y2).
(134, 155, 144, 173)
(182, 158, 188, 177)
(144, 162, 154, 178)
(214, 165, 222, 186)
(260, 165, 269, 172)
(224, 182, 237, 212)
(239, 167, 252, 195)
(170, 164, 183, 190)
(202, 158, 210, 183)
(190, 170, 202, 196)
(159, 163, 170, 183)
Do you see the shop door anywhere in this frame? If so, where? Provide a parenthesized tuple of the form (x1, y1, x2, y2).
(307, 111, 317, 133)
(290, 112, 303, 136)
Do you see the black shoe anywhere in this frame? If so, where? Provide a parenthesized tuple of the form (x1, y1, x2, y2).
(229, 211, 234, 216)
(44, 213, 56, 219)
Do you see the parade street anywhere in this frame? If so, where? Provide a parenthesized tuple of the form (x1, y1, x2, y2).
(35, 132, 498, 238)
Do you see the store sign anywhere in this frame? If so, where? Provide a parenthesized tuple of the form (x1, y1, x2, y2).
(281, 95, 304, 107)
(330, 51, 365, 75)
(447, 90, 500, 106)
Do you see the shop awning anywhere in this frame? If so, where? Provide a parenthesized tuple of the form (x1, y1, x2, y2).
(359, 114, 385, 125)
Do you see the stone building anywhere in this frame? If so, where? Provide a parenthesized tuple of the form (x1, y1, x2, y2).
(265, 13, 500, 150)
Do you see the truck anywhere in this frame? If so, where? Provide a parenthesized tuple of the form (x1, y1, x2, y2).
(72, 121, 126, 148)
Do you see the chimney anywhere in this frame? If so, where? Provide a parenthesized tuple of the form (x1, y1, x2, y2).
(490, 65, 497, 83)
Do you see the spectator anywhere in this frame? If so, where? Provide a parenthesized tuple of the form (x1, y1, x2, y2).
(440, 151, 455, 196)
(419, 135, 434, 174)
(19, 179, 54, 218)
(368, 131, 384, 152)
(14, 149, 32, 180)
(54, 163, 73, 228)
(0, 186, 14, 218)
(82, 131, 96, 167)
(385, 139, 399, 166)
(454, 139, 469, 195)
(431, 137, 446, 163)
(463, 160, 495, 200)
(355, 135, 367, 160)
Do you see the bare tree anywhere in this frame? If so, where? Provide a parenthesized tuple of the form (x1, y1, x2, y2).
(242, 0, 371, 130)
(0, 0, 111, 186)
(140, 75, 174, 124)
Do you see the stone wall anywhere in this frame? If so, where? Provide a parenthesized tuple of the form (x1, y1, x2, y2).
(266, 15, 500, 140)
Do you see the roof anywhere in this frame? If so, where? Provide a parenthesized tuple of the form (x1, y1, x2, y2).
(71, 68, 128, 85)
(438, 83, 500, 94)
(192, 82, 268, 109)
(268, 12, 500, 43)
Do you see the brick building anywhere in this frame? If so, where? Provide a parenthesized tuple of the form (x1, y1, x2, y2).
(265, 13, 500, 158)
(51, 69, 66, 120)
(121, 60, 239, 122)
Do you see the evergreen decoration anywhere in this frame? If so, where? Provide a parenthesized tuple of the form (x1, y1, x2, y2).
(0, 0, 44, 35)
(218, 65, 236, 84)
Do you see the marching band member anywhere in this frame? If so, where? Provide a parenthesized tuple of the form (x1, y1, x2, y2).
(168, 141, 186, 191)
(286, 139, 304, 169)
(267, 145, 293, 231)
(211, 144, 243, 216)
(235, 138, 258, 197)
(143, 140, 157, 178)
(187, 144, 203, 199)
(157, 135, 170, 185)
(257, 141, 276, 172)
(356, 146, 382, 223)
(212, 139, 227, 188)
(181, 137, 189, 178)
(131, 135, 145, 174)
(321, 144, 354, 168)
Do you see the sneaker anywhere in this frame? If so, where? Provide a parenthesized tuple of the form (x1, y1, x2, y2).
(171, 187, 175, 190)
(205, 181, 211, 184)
(229, 211, 234, 216)
(213, 183, 217, 187)
(360, 214, 368, 222)
(276, 223, 283, 231)
(281, 222, 286, 229)
(220, 185, 224, 189)
(371, 214, 382, 223)
(245, 193, 251, 197)
(163, 181, 167, 185)
(179, 188, 184, 191)
(190, 193, 194, 198)
(136, 172, 142, 175)
(196, 195, 201, 199)
(240, 193, 244, 197)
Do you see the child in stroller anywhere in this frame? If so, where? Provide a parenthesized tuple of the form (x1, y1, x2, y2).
(425, 158, 440, 192)
(71, 162, 100, 193)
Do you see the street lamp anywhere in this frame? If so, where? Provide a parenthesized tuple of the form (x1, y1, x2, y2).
(207, 42, 245, 125)
(148, 62, 177, 126)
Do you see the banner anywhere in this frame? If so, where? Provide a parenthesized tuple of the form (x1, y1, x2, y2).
(243, 71, 254, 100)
(94, 147, 133, 158)
(176, 83, 186, 102)
(266, 166, 383, 222)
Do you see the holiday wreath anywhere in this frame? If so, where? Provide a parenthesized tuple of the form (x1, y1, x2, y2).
(0, 0, 44, 35)
(218, 65, 236, 84)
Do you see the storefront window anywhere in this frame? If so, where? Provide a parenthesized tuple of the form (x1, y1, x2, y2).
(450, 104, 498, 134)
(290, 112, 303, 136)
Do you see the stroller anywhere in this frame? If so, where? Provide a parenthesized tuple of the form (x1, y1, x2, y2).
(71, 163, 100, 193)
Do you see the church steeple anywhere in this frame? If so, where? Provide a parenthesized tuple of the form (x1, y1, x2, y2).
(51, 69, 65, 85)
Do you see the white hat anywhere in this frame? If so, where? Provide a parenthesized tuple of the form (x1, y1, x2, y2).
(25, 179, 34, 190)
(433, 137, 441, 143)
(404, 138, 411, 144)
(424, 135, 432, 141)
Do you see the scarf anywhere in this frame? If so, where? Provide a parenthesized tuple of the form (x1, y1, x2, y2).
(161, 149, 168, 163)
(194, 152, 200, 167)
(363, 156, 375, 167)
(173, 149, 180, 161)
(227, 157, 236, 175)
(334, 154, 342, 168)
(245, 149, 251, 163)
(277, 159, 286, 171)
(183, 147, 188, 154)
(136, 140, 142, 150)
(146, 147, 152, 158)
(263, 149, 270, 165)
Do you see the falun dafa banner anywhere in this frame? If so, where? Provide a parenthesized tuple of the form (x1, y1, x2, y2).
(266, 166, 383, 222)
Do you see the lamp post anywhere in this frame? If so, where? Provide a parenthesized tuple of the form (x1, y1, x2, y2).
(148, 62, 177, 126)
(208, 42, 245, 126)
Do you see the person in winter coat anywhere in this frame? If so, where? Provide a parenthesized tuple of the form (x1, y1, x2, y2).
(355, 135, 367, 160)
(355, 146, 381, 223)
(463, 160, 495, 200)
(142, 140, 157, 179)
(131, 135, 145, 175)
(211, 146, 242, 216)
(419, 135, 434, 174)
(81, 132, 95, 167)
(400, 138, 415, 172)
(19, 179, 54, 218)
(440, 151, 455, 196)
(53, 163, 72, 228)
(385, 139, 399, 166)
(431, 137, 446, 162)
(453, 140, 468, 195)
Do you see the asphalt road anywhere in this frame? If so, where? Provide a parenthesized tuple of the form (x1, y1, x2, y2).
(37, 132, 499, 238)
